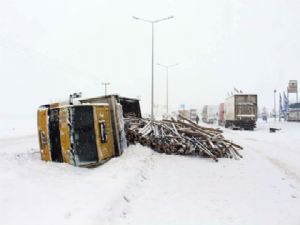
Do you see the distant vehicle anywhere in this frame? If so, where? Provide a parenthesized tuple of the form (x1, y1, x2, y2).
(218, 103, 225, 126)
(262, 112, 268, 122)
(224, 94, 257, 130)
(178, 109, 190, 119)
(287, 103, 300, 122)
(190, 109, 198, 122)
(202, 105, 218, 124)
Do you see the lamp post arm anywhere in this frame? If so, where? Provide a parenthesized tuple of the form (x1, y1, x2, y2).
(132, 16, 152, 23)
(154, 16, 174, 23)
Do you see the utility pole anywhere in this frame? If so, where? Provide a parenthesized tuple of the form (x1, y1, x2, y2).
(133, 15, 174, 120)
(274, 89, 277, 121)
(102, 82, 110, 96)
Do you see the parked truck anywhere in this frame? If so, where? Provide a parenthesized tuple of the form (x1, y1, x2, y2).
(224, 94, 257, 130)
(202, 105, 218, 124)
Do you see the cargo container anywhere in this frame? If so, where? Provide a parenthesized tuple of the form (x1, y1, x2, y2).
(37, 104, 114, 167)
(218, 103, 225, 126)
(224, 94, 257, 130)
(119, 97, 142, 118)
(80, 95, 141, 118)
(202, 105, 218, 124)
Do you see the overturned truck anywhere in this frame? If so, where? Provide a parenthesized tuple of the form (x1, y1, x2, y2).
(37, 95, 141, 167)
(37, 104, 114, 167)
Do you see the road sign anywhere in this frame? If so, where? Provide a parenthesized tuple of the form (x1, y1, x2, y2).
(288, 80, 298, 93)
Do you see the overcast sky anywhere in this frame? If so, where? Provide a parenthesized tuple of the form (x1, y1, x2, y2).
(0, 0, 299, 116)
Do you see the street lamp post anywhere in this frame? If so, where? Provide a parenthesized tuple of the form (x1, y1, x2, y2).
(102, 82, 110, 96)
(133, 15, 174, 120)
(274, 89, 277, 121)
(156, 63, 179, 115)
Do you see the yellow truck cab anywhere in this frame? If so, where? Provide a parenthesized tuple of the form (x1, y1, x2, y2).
(37, 103, 114, 167)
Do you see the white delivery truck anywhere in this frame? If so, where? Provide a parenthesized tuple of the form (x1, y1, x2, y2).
(202, 105, 218, 124)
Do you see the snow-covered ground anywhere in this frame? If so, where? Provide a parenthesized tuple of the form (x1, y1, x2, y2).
(0, 117, 300, 225)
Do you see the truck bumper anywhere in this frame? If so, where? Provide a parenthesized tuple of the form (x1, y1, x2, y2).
(225, 120, 256, 130)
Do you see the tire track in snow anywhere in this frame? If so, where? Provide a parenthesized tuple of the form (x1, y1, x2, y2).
(267, 157, 300, 184)
(241, 140, 300, 185)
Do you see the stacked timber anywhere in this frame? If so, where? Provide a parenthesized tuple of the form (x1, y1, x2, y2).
(125, 115, 243, 162)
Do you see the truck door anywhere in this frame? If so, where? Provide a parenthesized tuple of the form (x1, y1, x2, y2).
(71, 106, 98, 165)
(93, 106, 114, 161)
(48, 108, 63, 162)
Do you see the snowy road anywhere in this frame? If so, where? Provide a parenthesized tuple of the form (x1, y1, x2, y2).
(0, 120, 300, 225)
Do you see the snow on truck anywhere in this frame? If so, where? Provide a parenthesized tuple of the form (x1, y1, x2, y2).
(224, 94, 257, 130)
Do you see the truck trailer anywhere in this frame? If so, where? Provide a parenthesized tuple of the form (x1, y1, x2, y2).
(218, 103, 225, 126)
(224, 94, 257, 130)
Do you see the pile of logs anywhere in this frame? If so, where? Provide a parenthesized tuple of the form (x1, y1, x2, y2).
(124, 115, 243, 162)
